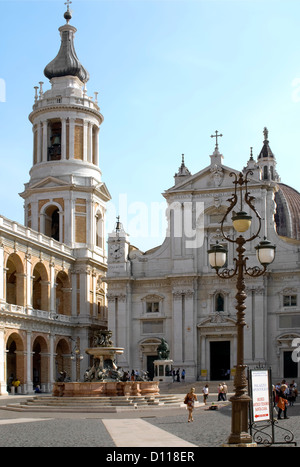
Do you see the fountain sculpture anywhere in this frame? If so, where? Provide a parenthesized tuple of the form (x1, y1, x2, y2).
(53, 330, 159, 397)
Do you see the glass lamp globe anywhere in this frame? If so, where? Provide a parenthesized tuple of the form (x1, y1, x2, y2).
(232, 211, 252, 233)
(255, 237, 276, 265)
(208, 242, 227, 270)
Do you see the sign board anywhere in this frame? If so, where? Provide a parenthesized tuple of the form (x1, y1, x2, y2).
(249, 369, 271, 422)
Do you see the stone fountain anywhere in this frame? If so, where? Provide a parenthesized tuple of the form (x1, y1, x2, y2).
(52, 330, 159, 397)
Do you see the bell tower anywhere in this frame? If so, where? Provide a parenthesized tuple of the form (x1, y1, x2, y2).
(20, 4, 111, 256)
(257, 127, 280, 182)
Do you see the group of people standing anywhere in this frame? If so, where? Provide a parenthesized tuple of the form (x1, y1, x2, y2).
(172, 368, 185, 382)
(274, 379, 298, 420)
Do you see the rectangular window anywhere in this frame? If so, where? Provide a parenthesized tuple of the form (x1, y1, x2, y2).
(283, 295, 297, 307)
(146, 302, 159, 313)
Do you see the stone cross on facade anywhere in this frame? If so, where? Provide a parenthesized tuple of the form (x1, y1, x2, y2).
(211, 130, 223, 151)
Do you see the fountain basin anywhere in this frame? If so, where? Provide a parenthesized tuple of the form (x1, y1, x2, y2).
(53, 380, 159, 397)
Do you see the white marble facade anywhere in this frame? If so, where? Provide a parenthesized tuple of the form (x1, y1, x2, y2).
(106, 137, 300, 382)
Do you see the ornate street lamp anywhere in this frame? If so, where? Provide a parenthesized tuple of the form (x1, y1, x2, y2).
(208, 170, 276, 446)
(70, 337, 84, 382)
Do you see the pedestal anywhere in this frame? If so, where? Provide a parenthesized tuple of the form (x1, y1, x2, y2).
(153, 359, 173, 382)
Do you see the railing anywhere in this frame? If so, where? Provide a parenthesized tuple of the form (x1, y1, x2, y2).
(0, 303, 72, 323)
(32, 95, 100, 113)
(0, 215, 73, 257)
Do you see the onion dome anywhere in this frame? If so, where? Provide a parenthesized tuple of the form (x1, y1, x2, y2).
(44, 6, 89, 83)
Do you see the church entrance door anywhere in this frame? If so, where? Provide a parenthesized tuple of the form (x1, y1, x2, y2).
(147, 356, 156, 381)
(210, 341, 230, 380)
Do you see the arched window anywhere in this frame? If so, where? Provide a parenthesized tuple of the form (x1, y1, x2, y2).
(44, 205, 60, 241)
(32, 263, 49, 311)
(215, 293, 224, 312)
(6, 254, 25, 306)
(56, 271, 71, 316)
(263, 166, 268, 180)
(95, 212, 103, 248)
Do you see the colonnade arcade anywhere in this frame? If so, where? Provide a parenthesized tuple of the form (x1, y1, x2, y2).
(4, 329, 74, 393)
(5, 251, 71, 315)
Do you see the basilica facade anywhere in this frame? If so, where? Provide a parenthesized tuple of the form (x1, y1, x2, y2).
(0, 6, 110, 394)
(106, 131, 300, 383)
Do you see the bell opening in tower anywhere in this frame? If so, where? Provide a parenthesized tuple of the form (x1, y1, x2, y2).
(48, 121, 62, 161)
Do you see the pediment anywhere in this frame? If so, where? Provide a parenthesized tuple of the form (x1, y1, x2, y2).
(95, 182, 112, 202)
(197, 314, 237, 327)
(28, 176, 70, 190)
(165, 163, 262, 196)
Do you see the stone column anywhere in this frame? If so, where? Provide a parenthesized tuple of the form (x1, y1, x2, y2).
(49, 259, 56, 314)
(61, 117, 67, 160)
(115, 293, 128, 368)
(79, 268, 90, 317)
(69, 118, 75, 159)
(37, 122, 42, 163)
(172, 291, 183, 364)
(107, 295, 117, 342)
(25, 251, 32, 310)
(71, 269, 78, 317)
(42, 120, 48, 162)
(83, 121, 88, 162)
(94, 127, 99, 166)
(26, 331, 33, 393)
(88, 122, 93, 163)
(183, 290, 195, 379)
(0, 326, 8, 394)
(0, 239, 4, 304)
(49, 333, 55, 390)
(92, 270, 97, 317)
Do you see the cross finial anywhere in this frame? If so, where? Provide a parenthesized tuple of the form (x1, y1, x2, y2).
(64, 0, 72, 10)
(211, 130, 223, 150)
(64, 0, 72, 23)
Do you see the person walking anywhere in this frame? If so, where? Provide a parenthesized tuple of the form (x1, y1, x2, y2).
(217, 383, 224, 401)
(222, 382, 228, 401)
(202, 384, 209, 405)
(184, 387, 198, 422)
(277, 384, 289, 419)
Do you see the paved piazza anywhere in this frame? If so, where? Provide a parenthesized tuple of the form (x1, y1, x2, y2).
(0, 394, 300, 449)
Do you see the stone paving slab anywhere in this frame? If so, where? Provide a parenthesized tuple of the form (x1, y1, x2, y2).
(0, 385, 299, 448)
(102, 418, 197, 447)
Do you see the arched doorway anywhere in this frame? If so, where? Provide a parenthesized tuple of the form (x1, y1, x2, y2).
(32, 336, 48, 390)
(55, 338, 72, 380)
(6, 332, 25, 391)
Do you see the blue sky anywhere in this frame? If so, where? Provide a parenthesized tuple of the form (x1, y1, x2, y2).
(1, 0, 300, 251)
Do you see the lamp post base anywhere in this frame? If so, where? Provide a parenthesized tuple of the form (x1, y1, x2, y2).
(226, 394, 254, 446)
(222, 443, 257, 448)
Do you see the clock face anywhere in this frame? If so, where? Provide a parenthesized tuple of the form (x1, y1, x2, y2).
(109, 243, 124, 260)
